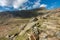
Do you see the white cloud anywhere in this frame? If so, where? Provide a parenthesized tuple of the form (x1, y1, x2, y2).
(33, 2, 40, 8)
(40, 4, 47, 7)
(0, 0, 28, 9)
(0, 0, 47, 10)
(0, 0, 7, 6)
(13, 0, 28, 9)
(32, 0, 47, 9)
(32, 0, 41, 8)
(0, 0, 15, 6)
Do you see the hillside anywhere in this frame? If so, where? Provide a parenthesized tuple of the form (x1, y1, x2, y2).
(0, 8, 60, 40)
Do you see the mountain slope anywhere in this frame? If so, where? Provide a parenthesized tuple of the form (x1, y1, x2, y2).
(0, 8, 60, 40)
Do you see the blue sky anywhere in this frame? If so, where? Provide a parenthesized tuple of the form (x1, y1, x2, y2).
(0, 0, 60, 11)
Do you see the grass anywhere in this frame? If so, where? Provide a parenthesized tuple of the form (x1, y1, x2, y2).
(0, 37, 9, 40)
(0, 18, 30, 38)
(15, 32, 28, 40)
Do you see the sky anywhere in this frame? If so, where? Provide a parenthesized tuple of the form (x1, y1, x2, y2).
(0, 0, 60, 11)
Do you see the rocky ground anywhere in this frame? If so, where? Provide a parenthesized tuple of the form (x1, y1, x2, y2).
(0, 8, 60, 40)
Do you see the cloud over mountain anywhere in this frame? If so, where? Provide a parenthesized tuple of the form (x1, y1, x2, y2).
(40, 4, 47, 7)
(0, 0, 47, 11)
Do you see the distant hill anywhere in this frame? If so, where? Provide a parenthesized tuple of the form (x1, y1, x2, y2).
(0, 7, 46, 18)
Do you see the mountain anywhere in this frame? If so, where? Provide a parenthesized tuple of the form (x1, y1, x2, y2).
(0, 7, 46, 26)
(0, 7, 47, 18)
(0, 8, 60, 40)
